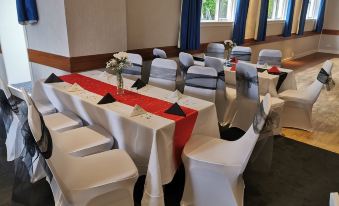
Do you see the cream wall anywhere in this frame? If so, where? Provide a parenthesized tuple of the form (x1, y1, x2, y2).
(319, 0, 339, 54)
(65, 0, 127, 57)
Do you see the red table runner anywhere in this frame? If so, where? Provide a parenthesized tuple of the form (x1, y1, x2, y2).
(60, 73, 198, 165)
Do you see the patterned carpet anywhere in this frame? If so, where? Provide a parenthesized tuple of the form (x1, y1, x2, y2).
(282, 58, 339, 154)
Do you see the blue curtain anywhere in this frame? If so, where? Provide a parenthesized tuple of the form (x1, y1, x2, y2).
(315, 0, 326, 32)
(297, 0, 309, 35)
(232, 0, 250, 45)
(16, 0, 39, 25)
(256, 0, 269, 41)
(180, 0, 202, 50)
(283, 0, 296, 37)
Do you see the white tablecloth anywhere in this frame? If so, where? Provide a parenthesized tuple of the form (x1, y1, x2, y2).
(32, 70, 220, 206)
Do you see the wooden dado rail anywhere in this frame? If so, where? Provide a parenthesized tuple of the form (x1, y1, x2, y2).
(28, 31, 322, 73)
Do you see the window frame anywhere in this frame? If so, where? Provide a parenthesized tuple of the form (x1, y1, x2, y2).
(201, 0, 236, 23)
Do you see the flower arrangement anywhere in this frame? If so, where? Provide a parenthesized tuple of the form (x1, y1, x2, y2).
(224, 40, 237, 60)
(106, 52, 131, 94)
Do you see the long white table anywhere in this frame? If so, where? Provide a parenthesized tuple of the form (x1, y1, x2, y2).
(33, 70, 220, 206)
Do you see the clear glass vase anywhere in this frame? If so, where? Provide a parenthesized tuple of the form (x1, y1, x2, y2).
(116, 72, 124, 95)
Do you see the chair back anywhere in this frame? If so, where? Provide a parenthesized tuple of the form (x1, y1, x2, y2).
(257, 49, 282, 66)
(184, 66, 217, 102)
(179, 52, 194, 74)
(123, 53, 143, 80)
(149, 58, 177, 91)
(305, 60, 334, 104)
(330, 192, 339, 206)
(206, 43, 225, 59)
(231, 46, 252, 62)
(232, 62, 260, 131)
(153, 48, 167, 59)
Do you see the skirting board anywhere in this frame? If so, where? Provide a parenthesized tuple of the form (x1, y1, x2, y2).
(318, 49, 339, 55)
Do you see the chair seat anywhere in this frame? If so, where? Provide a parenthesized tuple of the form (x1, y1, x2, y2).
(184, 135, 246, 167)
(35, 101, 57, 115)
(43, 112, 82, 132)
(54, 125, 114, 157)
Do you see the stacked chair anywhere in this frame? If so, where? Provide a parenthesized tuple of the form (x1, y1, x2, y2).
(21, 89, 139, 206)
(153, 48, 167, 59)
(181, 94, 272, 206)
(279, 60, 334, 131)
(123, 53, 143, 81)
(230, 46, 252, 62)
(149, 58, 178, 91)
(183, 66, 218, 102)
(205, 43, 225, 59)
(257, 49, 282, 67)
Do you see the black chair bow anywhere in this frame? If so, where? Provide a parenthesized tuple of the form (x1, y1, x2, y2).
(317, 68, 336, 91)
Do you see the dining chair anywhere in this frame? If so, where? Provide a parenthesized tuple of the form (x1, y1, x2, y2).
(204, 56, 227, 122)
(153, 48, 167, 59)
(330, 193, 339, 206)
(179, 52, 194, 78)
(257, 49, 282, 67)
(122, 53, 143, 81)
(181, 94, 272, 206)
(149, 58, 177, 91)
(279, 60, 334, 131)
(23, 90, 138, 205)
(230, 46, 252, 62)
(205, 43, 225, 59)
(184, 66, 217, 102)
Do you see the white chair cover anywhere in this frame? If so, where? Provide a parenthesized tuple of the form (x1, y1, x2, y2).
(206, 43, 225, 59)
(330, 193, 339, 206)
(123, 53, 143, 81)
(184, 66, 217, 102)
(257, 49, 282, 67)
(153, 48, 167, 59)
(149, 58, 177, 91)
(179, 52, 194, 76)
(204, 56, 227, 122)
(181, 94, 272, 206)
(231, 46, 252, 62)
(279, 60, 334, 131)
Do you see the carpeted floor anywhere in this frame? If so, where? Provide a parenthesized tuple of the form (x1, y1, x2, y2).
(1, 135, 338, 206)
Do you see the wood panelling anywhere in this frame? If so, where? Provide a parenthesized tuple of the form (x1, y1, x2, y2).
(27, 31, 321, 73)
(322, 29, 339, 35)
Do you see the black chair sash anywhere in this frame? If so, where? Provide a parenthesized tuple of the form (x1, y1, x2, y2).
(0, 89, 14, 135)
(257, 68, 288, 92)
(317, 68, 336, 91)
(185, 73, 218, 90)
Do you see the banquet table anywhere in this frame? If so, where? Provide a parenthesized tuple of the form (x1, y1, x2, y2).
(32, 70, 220, 206)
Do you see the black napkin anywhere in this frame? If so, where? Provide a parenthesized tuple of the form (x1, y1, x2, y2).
(317, 68, 329, 84)
(131, 79, 147, 90)
(257, 68, 266, 73)
(193, 56, 205, 62)
(97, 93, 116, 105)
(44, 73, 64, 83)
(165, 103, 186, 117)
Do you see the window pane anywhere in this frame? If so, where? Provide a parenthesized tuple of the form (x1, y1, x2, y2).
(268, 0, 275, 19)
(218, 0, 228, 19)
(202, 0, 217, 20)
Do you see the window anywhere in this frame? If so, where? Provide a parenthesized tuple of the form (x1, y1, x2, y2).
(267, 0, 288, 20)
(201, 0, 236, 22)
(306, 0, 320, 19)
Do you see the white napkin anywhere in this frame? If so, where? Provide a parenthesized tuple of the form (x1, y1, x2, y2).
(67, 83, 84, 92)
(168, 90, 183, 101)
(130, 104, 147, 117)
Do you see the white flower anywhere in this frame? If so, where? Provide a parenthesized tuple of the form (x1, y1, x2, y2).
(224, 40, 233, 45)
(113, 52, 128, 60)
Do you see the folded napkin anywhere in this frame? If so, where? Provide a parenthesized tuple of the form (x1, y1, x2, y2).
(165, 103, 186, 117)
(230, 57, 238, 63)
(131, 79, 147, 90)
(168, 90, 183, 101)
(44, 73, 64, 83)
(67, 83, 84, 92)
(193, 56, 205, 62)
(130, 104, 147, 117)
(97, 93, 116, 105)
(257, 68, 266, 73)
(268, 66, 280, 74)
(230, 65, 236, 71)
